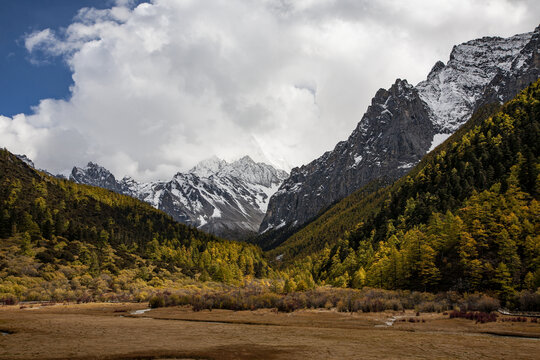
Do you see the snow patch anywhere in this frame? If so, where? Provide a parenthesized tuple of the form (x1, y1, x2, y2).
(198, 215, 207, 227)
(274, 220, 286, 230)
(398, 162, 415, 169)
(428, 133, 452, 152)
(211, 207, 222, 218)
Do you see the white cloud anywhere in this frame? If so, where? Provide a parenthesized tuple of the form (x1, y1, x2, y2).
(2, 0, 539, 181)
(0, 114, 48, 160)
(25, 29, 55, 53)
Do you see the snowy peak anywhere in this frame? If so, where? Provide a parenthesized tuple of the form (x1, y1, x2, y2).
(191, 156, 288, 188)
(260, 76, 433, 233)
(14, 154, 66, 178)
(221, 156, 288, 188)
(427, 61, 445, 80)
(68, 156, 288, 239)
(189, 156, 227, 178)
(417, 28, 536, 132)
(70, 162, 124, 193)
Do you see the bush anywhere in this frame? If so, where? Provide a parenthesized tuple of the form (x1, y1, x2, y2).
(0, 294, 18, 305)
(149, 295, 165, 308)
(518, 291, 540, 311)
(460, 294, 500, 312)
(140, 288, 513, 316)
(449, 311, 497, 323)
(384, 299, 403, 311)
(336, 300, 347, 312)
(417, 301, 447, 313)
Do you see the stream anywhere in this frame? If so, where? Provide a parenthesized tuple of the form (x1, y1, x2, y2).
(374, 315, 406, 327)
(130, 308, 152, 315)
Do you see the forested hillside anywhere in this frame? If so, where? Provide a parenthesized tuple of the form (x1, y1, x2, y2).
(276, 80, 539, 300)
(0, 152, 269, 302)
(1, 80, 538, 305)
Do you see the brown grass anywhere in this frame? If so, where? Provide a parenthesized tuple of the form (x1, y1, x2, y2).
(0, 303, 538, 360)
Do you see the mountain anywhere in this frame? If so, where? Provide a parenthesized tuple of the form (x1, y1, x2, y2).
(70, 161, 132, 194)
(70, 156, 288, 239)
(272, 79, 539, 295)
(15, 154, 35, 168)
(0, 148, 268, 296)
(261, 25, 540, 234)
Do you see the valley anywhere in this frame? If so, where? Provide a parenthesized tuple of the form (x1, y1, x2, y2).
(0, 9, 538, 359)
(0, 303, 539, 360)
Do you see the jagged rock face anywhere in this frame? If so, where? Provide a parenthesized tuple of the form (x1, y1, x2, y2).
(260, 25, 539, 234)
(261, 79, 434, 231)
(69, 157, 287, 239)
(71, 162, 131, 194)
(479, 27, 540, 107)
(417, 29, 536, 132)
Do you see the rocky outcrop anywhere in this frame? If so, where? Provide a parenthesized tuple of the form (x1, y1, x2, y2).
(71, 162, 132, 194)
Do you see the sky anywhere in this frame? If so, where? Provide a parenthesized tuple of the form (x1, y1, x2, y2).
(0, 0, 539, 181)
(0, 0, 113, 116)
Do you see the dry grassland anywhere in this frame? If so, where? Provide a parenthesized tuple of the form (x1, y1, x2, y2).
(0, 303, 538, 359)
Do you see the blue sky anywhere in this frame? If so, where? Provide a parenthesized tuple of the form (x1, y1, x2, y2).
(0, 0, 112, 116)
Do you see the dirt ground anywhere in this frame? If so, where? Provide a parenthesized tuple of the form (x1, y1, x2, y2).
(0, 303, 538, 360)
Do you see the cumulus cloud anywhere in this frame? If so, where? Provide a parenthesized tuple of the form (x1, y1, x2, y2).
(2, 0, 539, 181)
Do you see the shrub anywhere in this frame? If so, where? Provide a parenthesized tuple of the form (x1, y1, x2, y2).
(501, 317, 530, 323)
(518, 291, 540, 312)
(139, 288, 511, 316)
(449, 311, 497, 323)
(149, 294, 165, 308)
(77, 292, 94, 303)
(460, 294, 500, 312)
(384, 299, 403, 311)
(0, 294, 18, 305)
(336, 300, 348, 312)
(418, 301, 448, 313)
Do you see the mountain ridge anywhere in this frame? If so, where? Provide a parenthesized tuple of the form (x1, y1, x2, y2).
(268, 79, 539, 294)
(69, 156, 288, 239)
(260, 25, 540, 234)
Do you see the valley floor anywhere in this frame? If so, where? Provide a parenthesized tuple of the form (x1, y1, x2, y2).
(0, 303, 539, 359)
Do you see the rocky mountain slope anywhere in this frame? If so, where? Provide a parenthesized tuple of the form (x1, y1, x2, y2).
(260, 25, 540, 234)
(269, 79, 540, 293)
(70, 156, 287, 238)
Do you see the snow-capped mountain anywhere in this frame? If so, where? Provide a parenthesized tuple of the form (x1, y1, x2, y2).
(416, 30, 535, 132)
(71, 162, 132, 194)
(14, 154, 35, 168)
(70, 156, 288, 238)
(260, 25, 539, 234)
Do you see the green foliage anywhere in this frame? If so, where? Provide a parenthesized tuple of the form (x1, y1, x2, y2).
(0, 150, 271, 301)
(275, 80, 540, 299)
